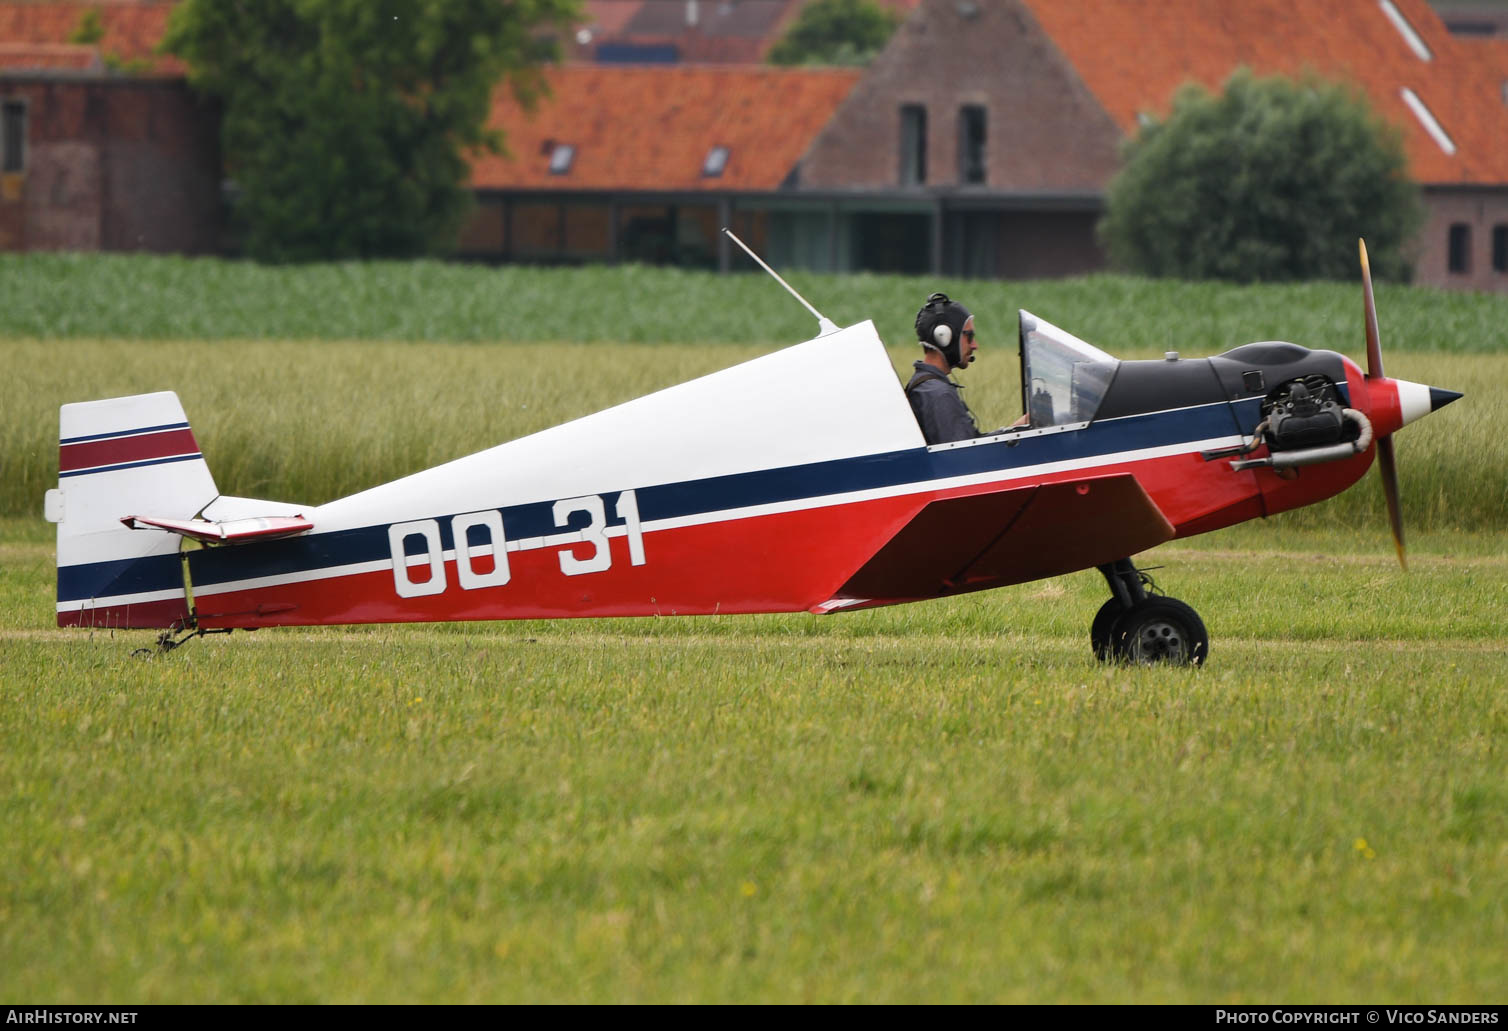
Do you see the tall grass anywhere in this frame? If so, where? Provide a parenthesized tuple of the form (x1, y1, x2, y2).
(2, 340, 1499, 531)
(3, 252, 1508, 352)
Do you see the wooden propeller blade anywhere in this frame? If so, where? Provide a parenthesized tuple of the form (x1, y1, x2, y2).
(1378, 435, 1406, 570)
(1360, 238, 1383, 379)
(1361, 239, 1403, 567)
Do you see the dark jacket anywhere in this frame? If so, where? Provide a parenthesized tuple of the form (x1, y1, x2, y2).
(905, 360, 981, 445)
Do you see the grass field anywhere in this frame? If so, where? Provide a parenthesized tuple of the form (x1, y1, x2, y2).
(4, 252, 1508, 353)
(2, 259, 1505, 1002)
(2, 517, 1505, 1002)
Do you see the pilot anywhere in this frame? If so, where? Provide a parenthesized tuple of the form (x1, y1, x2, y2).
(904, 292, 983, 445)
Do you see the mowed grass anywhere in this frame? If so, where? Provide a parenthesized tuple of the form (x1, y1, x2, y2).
(0, 516, 1505, 1002)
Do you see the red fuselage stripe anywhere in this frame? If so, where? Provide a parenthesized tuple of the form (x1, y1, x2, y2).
(58, 428, 201, 473)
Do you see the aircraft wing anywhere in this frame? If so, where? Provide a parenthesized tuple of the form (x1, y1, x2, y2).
(821, 472, 1175, 610)
(121, 514, 314, 544)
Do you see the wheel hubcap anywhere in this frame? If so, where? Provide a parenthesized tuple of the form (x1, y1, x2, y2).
(1131, 619, 1188, 663)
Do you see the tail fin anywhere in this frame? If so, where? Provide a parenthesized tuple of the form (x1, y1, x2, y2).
(47, 391, 218, 629)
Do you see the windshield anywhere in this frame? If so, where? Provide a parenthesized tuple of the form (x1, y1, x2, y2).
(1018, 310, 1119, 427)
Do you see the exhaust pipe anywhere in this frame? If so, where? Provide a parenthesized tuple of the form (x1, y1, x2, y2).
(1231, 408, 1373, 471)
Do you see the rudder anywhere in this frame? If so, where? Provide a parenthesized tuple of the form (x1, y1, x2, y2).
(46, 391, 219, 629)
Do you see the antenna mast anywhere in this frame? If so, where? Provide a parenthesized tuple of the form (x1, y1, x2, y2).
(721, 228, 839, 337)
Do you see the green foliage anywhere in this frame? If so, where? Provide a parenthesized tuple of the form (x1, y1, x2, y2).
(1101, 69, 1425, 283)
(9, 252, 1508, 353)
(160, 0, 578, 262)
(65, 7, 105, 45)
(768, 0, 899, 66)
(66, 7, 153, 73)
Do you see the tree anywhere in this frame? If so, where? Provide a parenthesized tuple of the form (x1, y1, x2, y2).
(768, 0, 899, 67)
(68, 8, 153, 74)
(162, 0, 577, 262)
(1099, 69, 1424, 283)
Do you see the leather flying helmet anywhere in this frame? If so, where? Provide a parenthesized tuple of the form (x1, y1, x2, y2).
(915, 292, 973, 368)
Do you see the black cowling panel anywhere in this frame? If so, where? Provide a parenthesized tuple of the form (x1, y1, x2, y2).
(1088, 342, 1353, 423)
(1094, 358, 1228, 421)
(1208, 343, 1351, 406)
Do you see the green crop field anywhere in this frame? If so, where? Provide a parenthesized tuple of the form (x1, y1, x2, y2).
(4, 252, 1508, 352)
(1, 257, 1505, 1003)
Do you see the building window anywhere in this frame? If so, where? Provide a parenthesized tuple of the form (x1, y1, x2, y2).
(548, 143, 575, 176)
(1448, 222, 1471, 274)
(958, 105, 987, 184)
(1493, 225, 1508, 272)
(702, 145, 729, 178)
(900, 104, 926, 186)
(1, 100, 25, 174)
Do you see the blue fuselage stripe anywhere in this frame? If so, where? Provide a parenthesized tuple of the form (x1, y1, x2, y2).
(60, 422, 191, 445)
(59, 452, 204, 479)
(59, 398, 1258, 603)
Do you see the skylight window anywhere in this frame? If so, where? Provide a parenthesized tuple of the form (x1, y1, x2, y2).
(1400, 88, 1455, 155)
(1379, 0, 1432, 61)
(702, 145, 729, 178)
(548, 143, 575, 175)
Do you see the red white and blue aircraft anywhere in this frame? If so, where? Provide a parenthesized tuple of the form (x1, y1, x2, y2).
(46, 240, 1459, 664)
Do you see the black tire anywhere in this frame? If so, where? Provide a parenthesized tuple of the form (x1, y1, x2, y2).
(1110, 597, 1209, 667)
(1090, 598, 1125, 662)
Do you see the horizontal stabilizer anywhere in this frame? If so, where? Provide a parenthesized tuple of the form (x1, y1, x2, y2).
(122, 514, 313, 544)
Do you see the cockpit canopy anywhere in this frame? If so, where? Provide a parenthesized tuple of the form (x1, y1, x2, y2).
(1018, 311, 1119, 427)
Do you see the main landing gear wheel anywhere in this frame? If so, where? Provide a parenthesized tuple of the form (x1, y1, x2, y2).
(1110, 597, 1208, 666)
(1092, 559, 1210, 667)
(1090, 598, 1122, 661)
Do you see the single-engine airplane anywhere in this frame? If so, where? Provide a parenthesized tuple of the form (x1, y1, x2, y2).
(46, 239, 1459, 664)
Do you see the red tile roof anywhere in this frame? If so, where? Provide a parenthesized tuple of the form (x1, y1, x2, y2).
(0, 41, 102, 70)
(579, 0, 645, 38)
(0, 1, 180, 73)
(471, 64, 861, 191)
(1020, 0, 1508, 184)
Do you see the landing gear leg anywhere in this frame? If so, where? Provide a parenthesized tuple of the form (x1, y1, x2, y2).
(1091, 559, 1209, 666)
(1092, 559, 1145, 660)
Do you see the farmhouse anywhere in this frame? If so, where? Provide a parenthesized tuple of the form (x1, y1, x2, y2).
(4, 0, 1508, 289)
(0, 2, 212, 253)
(460, 64, 866, 273)
(0, 67, 218, 254)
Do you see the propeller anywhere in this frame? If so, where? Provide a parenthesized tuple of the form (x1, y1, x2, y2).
(1359, 239, 1407, 571)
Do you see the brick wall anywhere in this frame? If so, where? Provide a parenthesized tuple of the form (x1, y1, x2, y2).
(0, 74, 221, 254)
(1416, 186, 1508, 290)
(797, 0, 1122, 193)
